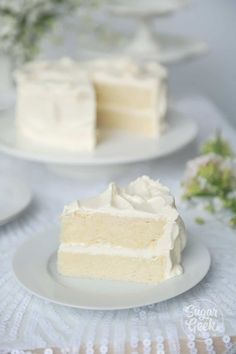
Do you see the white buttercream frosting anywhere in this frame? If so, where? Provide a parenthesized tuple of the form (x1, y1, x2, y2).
(15, 58, 96, 152)
(15, 57, 167, 85)
(63, 176, 187, 252)
(59, 242, 172, 259)
(15, 58, 88, 85)
(84, 57, 167, 82)
(63, 176, 176, 219)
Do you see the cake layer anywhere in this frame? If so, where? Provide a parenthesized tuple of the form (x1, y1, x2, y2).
(61, 212, 174, 249)
(61, 176, 185, 249)
(97, 108, 160, 137)
(57, 251, 182, 283)
(94, 81, 156, 110)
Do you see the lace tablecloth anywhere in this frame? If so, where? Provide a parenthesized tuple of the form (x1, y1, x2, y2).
(0, 97, 236, 353)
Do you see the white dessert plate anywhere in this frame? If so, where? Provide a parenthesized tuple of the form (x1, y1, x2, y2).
(0, 176, 32, 226)
(0, 108, 197, 166)
(13, 228, 210, 310)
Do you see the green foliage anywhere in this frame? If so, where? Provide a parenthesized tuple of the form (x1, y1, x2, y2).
(204, 202, 216, 214)
(201, 131, 234, 157)
(183, 178, 209, 200)
(182, 132, 236, 228)
(0, 0, 108, 63)
(229, 216, 236, 228)
(195, 217, 205, 225)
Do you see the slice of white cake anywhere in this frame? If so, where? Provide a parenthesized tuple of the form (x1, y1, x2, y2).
(85, 58, 168, 137)
(15, 59, 96, 152)
(58, 176, 186, 284)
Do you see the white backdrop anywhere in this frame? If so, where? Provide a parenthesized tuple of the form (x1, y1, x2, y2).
(42, 0, 236, 127)
(164, 0, 236, 128)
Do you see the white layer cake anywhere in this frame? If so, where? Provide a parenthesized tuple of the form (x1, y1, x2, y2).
(58, 176, 187, 284)
(15, 59, 96, 152)
(15, 58, 167, 152)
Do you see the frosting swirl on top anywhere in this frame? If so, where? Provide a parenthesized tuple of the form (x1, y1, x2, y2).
(15, 57, 167, 84)
(63, 176, 178, 220)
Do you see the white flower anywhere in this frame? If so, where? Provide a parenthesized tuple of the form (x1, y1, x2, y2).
(212, 197, 224, 212)
(184, 153, 221, 181)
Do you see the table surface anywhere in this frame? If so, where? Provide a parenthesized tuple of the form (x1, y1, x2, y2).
(0, 96, 236, 353)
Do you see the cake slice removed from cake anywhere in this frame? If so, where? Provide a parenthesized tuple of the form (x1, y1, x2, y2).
(58, 176, 187, 284)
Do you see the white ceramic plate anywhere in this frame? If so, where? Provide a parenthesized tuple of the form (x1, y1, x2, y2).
(0, 176, 32, 226)
(0, 108, 197, 166)
(13, 228, 210, 310)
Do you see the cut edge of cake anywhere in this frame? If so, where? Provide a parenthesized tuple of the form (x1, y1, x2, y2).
(58, 176, 187, 284)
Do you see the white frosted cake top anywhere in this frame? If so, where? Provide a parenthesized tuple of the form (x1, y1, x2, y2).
(84, 58, 167, 81)
(15, 58, 89, 84)
(63, 176, 178, 220)
(15, 57, 167, 85)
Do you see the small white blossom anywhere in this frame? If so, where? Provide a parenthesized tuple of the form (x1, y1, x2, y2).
(184, 153, 221, 180)
(212, 197, 224, 212)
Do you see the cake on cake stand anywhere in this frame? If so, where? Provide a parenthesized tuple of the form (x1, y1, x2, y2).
(83, 0, 207, 64)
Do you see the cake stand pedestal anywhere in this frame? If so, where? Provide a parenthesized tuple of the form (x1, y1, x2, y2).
(83, 0, 207, 64)
(109, 0, 189, 58)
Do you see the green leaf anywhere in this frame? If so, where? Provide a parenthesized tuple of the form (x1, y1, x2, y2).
(201, 131, 234, 157)
(195, 217, 205, 225)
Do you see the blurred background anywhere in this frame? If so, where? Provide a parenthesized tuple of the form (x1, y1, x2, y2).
(0, 0, 235, 124)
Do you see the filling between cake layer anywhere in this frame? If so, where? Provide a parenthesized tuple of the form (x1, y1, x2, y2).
(59, 242, 171, 258)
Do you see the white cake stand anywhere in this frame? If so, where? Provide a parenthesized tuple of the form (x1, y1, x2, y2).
(0, 107, 198, 180)
(83, 0, 207, 63)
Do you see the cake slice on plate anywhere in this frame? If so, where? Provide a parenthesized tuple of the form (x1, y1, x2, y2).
(58, 176, 186, 283)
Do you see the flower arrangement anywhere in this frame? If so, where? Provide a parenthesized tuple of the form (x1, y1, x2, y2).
(182, 132, 236, 227)
(0, 0, 103, 64)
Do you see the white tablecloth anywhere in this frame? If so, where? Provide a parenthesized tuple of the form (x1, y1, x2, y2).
(0, 97, 236, 353)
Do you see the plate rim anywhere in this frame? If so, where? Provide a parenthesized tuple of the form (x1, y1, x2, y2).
(12, 227, 211, 310)
(0, 177, 32, 226)
(0, 108, 198, 166)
